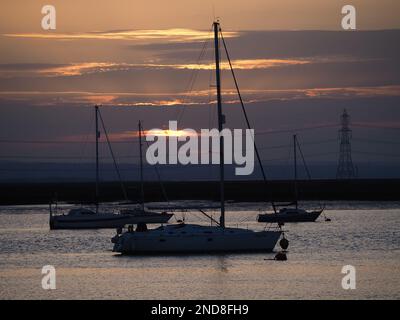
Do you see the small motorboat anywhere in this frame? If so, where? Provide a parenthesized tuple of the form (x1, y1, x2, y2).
(257, 208, 322, 223)
(49, 206, 173, 230)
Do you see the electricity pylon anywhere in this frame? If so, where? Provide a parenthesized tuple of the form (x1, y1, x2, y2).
(336, 109, 357, 179)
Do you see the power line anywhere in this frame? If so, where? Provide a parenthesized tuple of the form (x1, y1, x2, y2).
(353, 150, 400, 158)
(0, 126, 342, 145)
(255, 124, 340, 135)
(0, 155, 140, 159)
(353, 138, 400, 145)
(0, 139, 138, 144)
(352, 123, 400, 130)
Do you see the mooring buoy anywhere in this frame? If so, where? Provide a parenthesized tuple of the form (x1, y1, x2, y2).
(279, 237, 289, 250)
(274, 251, 287, 261)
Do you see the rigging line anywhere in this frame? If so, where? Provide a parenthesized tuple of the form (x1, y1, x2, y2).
(143, 130, 170, 204)
(176, 29, 212, 125)
(187, 211, 207, 223)
(97, 108, 128, 201)
(295, 137, 312, 180)
(199, 209, 220, 226)
(238, 213, 256, 224)
(220, 29, 276, 212)
(295, 137, 324, 210)
(206, 52, 217, 181)
(180, 39, 209, 117)
(286, 140, 292, 166)
(76, 111, 95, 165)
(207, 61, 214, 128)
(185, 37, 209, 93)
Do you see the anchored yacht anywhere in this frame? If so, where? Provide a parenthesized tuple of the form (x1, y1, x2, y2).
(258, 135, 323, 223)
(112, 21, 283, 254)
(49, 107, 172, 230)
(50, 207, 172, 230)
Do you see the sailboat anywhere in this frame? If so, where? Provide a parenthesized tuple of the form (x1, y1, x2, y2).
(49, 107, 172, 230)
(112, 21, 283, 254)
(117, 120, 173, 222)
(257, 135, 323, 223)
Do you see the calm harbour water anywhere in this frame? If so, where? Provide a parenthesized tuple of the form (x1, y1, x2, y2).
(0, 201, 399, 299)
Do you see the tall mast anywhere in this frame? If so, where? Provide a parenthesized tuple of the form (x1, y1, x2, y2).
(95, 105, 100, 212)
(219, 30, 277, 213)
(213, 21, 225, 228)
(293, 134, 298, 209)
(138, 120, 145, 211)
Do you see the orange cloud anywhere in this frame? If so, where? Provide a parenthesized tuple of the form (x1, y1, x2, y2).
(38, 63, 119, 77)
(0, 59, 311, 78)
(3, 29, 239, 43)
(1, 85, 399, 107)
(174, 59, 309, 70)
(303, 86, 400, 98)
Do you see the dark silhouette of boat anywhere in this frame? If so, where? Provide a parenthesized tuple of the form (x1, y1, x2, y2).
(50, 207, 172, 230)
(49, 108, 172, 230)
(112, 21, 283, 254)
(258, 135, 324, 223)
(257, 207, 322, 223)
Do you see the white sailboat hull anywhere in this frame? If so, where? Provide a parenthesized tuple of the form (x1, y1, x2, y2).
(51, 214, 132, 230)
(50, 211, 173, 230)
(112, 224, 282, 254)
(110, 22, 285, 255)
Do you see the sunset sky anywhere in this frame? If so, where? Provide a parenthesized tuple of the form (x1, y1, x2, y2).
(1, 1, 400, 181)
